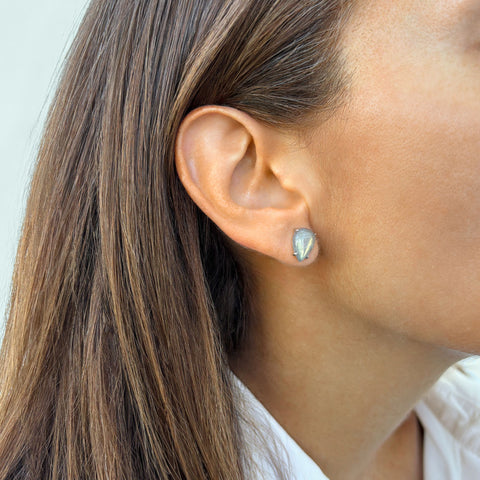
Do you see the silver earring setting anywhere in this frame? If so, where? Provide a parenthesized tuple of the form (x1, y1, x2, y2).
(292, 228, 317, 262)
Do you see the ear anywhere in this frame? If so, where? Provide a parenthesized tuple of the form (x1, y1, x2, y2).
(174, 105, 319, 265)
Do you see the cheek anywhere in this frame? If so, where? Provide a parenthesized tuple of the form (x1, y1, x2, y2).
(318, 94, 480, 354)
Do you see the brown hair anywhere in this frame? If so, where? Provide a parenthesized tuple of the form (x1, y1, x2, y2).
(0, 1, 352, 478)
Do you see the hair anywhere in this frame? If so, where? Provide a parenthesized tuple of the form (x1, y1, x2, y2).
(0, 1, 353, 479)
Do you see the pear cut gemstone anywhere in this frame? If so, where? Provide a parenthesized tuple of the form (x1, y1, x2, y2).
(292, 228, 316, 262)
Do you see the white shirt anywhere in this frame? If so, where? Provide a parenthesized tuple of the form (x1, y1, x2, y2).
(232, 358, 480, 479)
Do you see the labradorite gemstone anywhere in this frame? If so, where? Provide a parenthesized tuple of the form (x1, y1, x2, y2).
(292, 228, 315, 262)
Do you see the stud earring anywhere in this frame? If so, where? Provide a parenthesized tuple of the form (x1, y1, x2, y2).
(292, 228, 317, 262)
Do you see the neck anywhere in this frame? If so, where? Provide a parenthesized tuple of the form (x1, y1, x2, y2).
(229, 259, 464, 480)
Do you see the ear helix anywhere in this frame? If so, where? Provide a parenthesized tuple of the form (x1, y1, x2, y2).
(292, 228, 317, 262)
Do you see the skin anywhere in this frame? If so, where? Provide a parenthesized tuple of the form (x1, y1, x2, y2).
(175, 0, 480, 478)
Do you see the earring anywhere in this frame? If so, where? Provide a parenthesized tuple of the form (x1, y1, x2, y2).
(292, 228, 317, 262)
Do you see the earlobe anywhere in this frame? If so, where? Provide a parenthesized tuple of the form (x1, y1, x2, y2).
(174, 105, 319, 265)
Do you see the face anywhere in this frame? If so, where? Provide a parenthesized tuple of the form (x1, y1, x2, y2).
(309, 0, 480, 353)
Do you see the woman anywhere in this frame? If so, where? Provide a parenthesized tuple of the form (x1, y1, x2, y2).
(1, 0, 479, 478)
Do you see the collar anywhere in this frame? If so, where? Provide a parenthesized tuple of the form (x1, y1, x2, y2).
(232, 357, 480, 480)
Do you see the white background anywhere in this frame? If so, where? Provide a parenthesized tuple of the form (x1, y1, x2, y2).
(0, 1, 90, 337)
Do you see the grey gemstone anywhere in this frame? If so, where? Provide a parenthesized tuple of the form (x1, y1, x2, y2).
(292, 228, 315, 262)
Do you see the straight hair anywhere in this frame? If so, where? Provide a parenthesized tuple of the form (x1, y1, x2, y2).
(0, 1, 352, 478)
